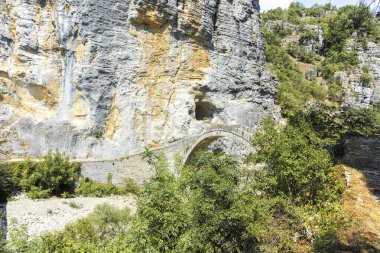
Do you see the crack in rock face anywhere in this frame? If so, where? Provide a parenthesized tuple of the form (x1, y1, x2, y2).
(0, 0, 279, 160)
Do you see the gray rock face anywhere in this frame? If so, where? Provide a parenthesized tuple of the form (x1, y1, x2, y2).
(343, 137, 380, 170)
(0, 0, 278, 159)
(342, 40, 380, 108)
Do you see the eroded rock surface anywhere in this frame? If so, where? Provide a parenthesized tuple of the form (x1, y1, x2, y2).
(0, 0, 278, 159)
(342, 40, 380, 108)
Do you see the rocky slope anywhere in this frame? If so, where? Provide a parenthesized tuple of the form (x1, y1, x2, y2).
(342, 39, 380, 108)
(265, 20, 380, 109)
(0, 0, 278, 160)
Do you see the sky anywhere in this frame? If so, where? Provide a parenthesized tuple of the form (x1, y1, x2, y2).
(260, 0, 360, 12)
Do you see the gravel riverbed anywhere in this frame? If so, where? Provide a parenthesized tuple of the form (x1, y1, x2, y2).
(0, 195, 137, 237)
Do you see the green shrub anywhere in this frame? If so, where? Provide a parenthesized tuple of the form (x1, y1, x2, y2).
(272, 23, 292, 38)
(328, 82, 345, 102)
(75, 177, 140, 197)
(122, 178, 141, 196)
(0, 163, 17, 201)
(27, 187, 51, 200)
(5, 204, 131, 253)
(75, 179, 119, 197)
(262, 7, 286, 22)
(127, 152, 189, 252)
(68, 201, 83, 209)
(17, 152, 80, 199)
(360, 72, 373, 87)
(306, 3, 335, 17)
(252, 119, 345, 205)
(341, 105, 380, 136)
(319, 50, 360, 79)
(299, 28, 320, 47)
(287, 2, 305, 24)
(287, 43, 320, 63)
(319, 3, 379, 79)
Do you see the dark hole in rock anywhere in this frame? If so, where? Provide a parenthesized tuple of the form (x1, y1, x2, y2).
(38, 0, 47, 7)
(195, 101, 215, 121)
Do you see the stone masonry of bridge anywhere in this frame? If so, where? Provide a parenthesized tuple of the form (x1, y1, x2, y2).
(79, 124, 257, 185)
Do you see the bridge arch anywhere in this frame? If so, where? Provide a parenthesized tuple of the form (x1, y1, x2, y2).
(183, 125, 256, 165)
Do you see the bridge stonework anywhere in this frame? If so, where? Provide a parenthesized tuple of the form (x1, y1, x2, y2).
(81, 124, 256, 184)
(181, 125, 256, 164)
(6, 124, 256, 185)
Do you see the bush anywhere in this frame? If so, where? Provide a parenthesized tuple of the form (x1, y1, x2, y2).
(299, 28, 320, 50)
(360, 72, 373, 87)
(252, 119, 345, 205)
(341, 105, 380, 137)
(12, 152, 81, 199)
(287, 43, 320, 63)
(320, 3, 379, 79)
(75, 177, 140, 197)
(319, 50, 360, 79)
(178, 152, 272, 252)
(92, 128, 103, 139)
(5, 204, 131, 253)
(272, 23, 292, 38)
(127, 152, 189, 252)
(262, 7, 286, 22)
(0, 163, 16, 201)
(328, 82, 344, 102)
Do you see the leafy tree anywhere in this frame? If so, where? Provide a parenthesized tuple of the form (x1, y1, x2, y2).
(127, 153, 189, 252)
(178, 152, 271, 252)
(252, 119, 345, 206)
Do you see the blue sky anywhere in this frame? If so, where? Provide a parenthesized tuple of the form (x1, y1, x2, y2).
(260, 0, 360, 12)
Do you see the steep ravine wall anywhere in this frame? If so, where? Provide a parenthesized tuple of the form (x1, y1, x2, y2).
(0, 0, 278, 160)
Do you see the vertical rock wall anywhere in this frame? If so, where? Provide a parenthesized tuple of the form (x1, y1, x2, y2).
(0, 0, 278, 159)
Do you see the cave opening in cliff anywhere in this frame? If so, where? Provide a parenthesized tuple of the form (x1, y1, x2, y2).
(38, 0, 47, 8)
(195, 101, 215, 121)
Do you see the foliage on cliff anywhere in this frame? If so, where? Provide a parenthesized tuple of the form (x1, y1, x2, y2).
(263, 2, 380, 116)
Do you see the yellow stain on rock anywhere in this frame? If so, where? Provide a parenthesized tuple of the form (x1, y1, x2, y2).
(130, 6, 210, 145)
(76, 37, 85, 63)
(105, 93, 120, 141)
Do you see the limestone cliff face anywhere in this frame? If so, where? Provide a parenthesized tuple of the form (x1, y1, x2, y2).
(0, 0, 278, 159)
(341, 39, 380, 108)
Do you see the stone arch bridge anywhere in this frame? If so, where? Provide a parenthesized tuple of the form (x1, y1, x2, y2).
(181, 124, 256, 164)
(4, 124, 256, 185)
(78, 124, 257, 185)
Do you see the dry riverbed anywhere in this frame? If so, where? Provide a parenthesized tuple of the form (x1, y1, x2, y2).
(0, 195, 137, 237)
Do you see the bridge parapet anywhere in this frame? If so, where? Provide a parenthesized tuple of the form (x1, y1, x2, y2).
(181, 124, 257, 164)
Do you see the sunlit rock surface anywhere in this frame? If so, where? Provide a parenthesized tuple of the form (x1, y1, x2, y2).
(0, 0, 278, 159)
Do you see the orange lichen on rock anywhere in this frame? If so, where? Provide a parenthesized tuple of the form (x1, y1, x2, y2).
(105, 93, 120, 141)
(130, 7, 210, 145)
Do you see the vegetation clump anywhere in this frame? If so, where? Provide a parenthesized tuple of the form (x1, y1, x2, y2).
(3, 141, 348, 252)
(0, 152, 80, 200)
(75, 177, 140, 197)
